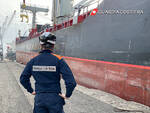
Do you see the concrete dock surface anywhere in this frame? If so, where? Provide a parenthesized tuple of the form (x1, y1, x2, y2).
(0, 61, 150, 113)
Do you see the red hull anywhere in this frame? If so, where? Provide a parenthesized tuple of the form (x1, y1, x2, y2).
(16, 51, 150, 107)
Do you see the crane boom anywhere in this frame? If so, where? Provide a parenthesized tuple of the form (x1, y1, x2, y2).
(7, 11, 16, 29)
(1, 16, 8, 36)
(2, 10, 16, 37)
(0, 10, 16, 60)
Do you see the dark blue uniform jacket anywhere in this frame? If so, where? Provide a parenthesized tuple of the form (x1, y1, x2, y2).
(20, 50, 77, 98)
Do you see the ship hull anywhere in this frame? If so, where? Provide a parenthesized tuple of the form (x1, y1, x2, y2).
(54, 0, 150, 66)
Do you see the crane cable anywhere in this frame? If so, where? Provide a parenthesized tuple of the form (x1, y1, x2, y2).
(23, 0, 25, 3)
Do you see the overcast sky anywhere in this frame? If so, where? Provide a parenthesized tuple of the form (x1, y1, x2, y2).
(0, 0, 52, 53)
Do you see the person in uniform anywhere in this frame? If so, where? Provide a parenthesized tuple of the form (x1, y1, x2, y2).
(20, 32, 77, 113)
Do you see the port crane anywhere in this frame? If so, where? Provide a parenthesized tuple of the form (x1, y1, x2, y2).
(20, 0, 49, 28)
(0, 11, 16, 61)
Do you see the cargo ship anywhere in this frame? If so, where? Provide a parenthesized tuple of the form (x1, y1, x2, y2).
(16, 0, 150, 106)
